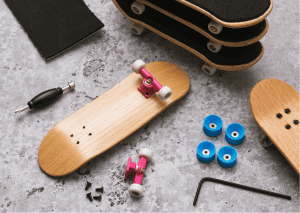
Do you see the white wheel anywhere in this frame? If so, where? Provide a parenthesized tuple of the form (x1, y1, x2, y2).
(208, 20, 223, 34)
(129, 183, 143, 197)
(138, 148, 153, 160)
(131, 1, 146, 15)
(207, 41, 222, 53)
(132, 60, 146, 74)
(130, 22, 145, 36)
(259, 133, 273, 148)
(202, 63, 216, 76)
(157, 86, 172, 101)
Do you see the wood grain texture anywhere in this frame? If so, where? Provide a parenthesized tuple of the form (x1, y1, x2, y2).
(250, 79, 300, 174)
(38, 62, 190, 177)
(112, 0, 264, 71)
(175, 0, 273, 28)
(137, 0, 269, 47)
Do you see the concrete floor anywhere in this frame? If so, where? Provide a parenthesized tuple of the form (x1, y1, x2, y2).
(0, 0, 299, 212)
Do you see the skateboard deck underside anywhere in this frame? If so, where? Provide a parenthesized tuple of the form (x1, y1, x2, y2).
(137, 0, 269, 47)
(250, 79, 300, 174)
(175, 0, 273, 28)
(38, 62, 190, 177)
(113, 0, 264, 71)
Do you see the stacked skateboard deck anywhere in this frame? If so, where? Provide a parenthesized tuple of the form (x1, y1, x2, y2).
(113, 0, 273, 75)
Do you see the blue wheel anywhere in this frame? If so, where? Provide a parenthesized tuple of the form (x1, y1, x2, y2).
(203, 115, 223, 137)
(225, 123, 245, 145)
(196, 141, 216, 163)
(217, 146, 237, 168)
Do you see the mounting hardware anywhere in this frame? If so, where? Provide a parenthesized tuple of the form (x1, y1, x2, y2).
(86, 192, 93, 202)
(93, 195, 102, 202)
(85, 181, 92, 191)
(193, 177, 291, 206)
(96, 186, 104, 193)
(15, 81, 75, 114)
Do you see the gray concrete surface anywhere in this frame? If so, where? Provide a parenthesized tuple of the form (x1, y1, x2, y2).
(0, 0, 299, 212)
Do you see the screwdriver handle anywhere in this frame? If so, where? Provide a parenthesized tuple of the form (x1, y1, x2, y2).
(28, 88, 63, 109)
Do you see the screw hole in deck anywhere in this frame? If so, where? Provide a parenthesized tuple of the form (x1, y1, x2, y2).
(89, 133, 92, 136)
(294, 120, 299, 125)
(284, 109, 291, 114)
(77, 141, 80, 144)
(70, 134, 73, 137)
(276, 113, 282, 119)
(285, 124, 291, 130)
(83, 126, 86, 129)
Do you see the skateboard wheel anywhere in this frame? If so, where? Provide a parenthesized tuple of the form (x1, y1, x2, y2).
(217, 146, 237, 168)
(203, 115, 223, 137)
(207, 41, 222, 53)
(129, 183, 143, 197)
(131, 1, 146, 15)
(132, 59, 146, 74)
(202, 63, 216, 76)
(130, 22, 145, 36)
(225, 123, 245, 145)
(158, 86, 172, 101)
(196, 141, 216, 163)
(208, 20, 223, 35)
(138, 148, 153, 160)
(259, 133, 273, 148)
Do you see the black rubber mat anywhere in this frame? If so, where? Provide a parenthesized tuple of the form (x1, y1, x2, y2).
(185, 0, 271, 22)
(117, 0, 263, 66)
(146, 0, 267, 42)
(5, 0, 104, 60)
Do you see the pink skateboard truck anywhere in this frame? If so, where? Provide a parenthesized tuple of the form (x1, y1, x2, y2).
(125, 148, 153, 197)
(132, 60, 172, 101)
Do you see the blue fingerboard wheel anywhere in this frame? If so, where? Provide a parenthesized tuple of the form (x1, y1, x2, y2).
(225, 123, 245, 145)
(217, 146, 237, 168)
(203, 115, 223, 137)
(196, 141, 216, 163)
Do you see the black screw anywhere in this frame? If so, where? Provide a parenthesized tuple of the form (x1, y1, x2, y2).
(276, 113, 282, 119)
(93, 195, 102, 202)
(86, 193, 93, 202)
(96, 186, 104, 193)
(85, 181, 92, 191)
(293, 120, 299, 125)
(284, 109, 291, 114)
(285, 124, 291, 130)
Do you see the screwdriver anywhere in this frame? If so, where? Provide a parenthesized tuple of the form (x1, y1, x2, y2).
(15, 81, 75, 114)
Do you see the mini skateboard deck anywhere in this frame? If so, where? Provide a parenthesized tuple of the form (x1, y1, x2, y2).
(250, 79, 300, 174)
(172, 0, 273, 28)
(135, 0, 270, 47)
(38, 61, 190, 177)
(113, 0, 264, 75)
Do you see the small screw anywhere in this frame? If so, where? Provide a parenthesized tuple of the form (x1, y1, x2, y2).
(93, 195, 102, 202)
(293, 120, 299, 125)
(85, 181, 92, 191)
(285, 124, 291, 130)
(96, 186, 104, 193)
(284, 109, 291, 114)
(276, 113, 282, 119)
(86, 193, 93, 202)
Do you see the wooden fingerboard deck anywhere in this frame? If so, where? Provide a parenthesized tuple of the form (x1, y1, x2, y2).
(38, 62, 190, 177)
(250, 79, 300, 174)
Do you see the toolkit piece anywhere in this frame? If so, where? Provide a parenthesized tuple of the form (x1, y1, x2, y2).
(125, 148, 153, 197)
(15, 82, 75, 114)
(132, 60, 172, 101)
(85, 181, 92, 191)
(203, 115, 223, 137)
(225, 123, 245, 145)
(196, 141, 216, 163)
(4, 0, 104, 60)
(217, 146, 237, 168)
(193, 177, 291, 206)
